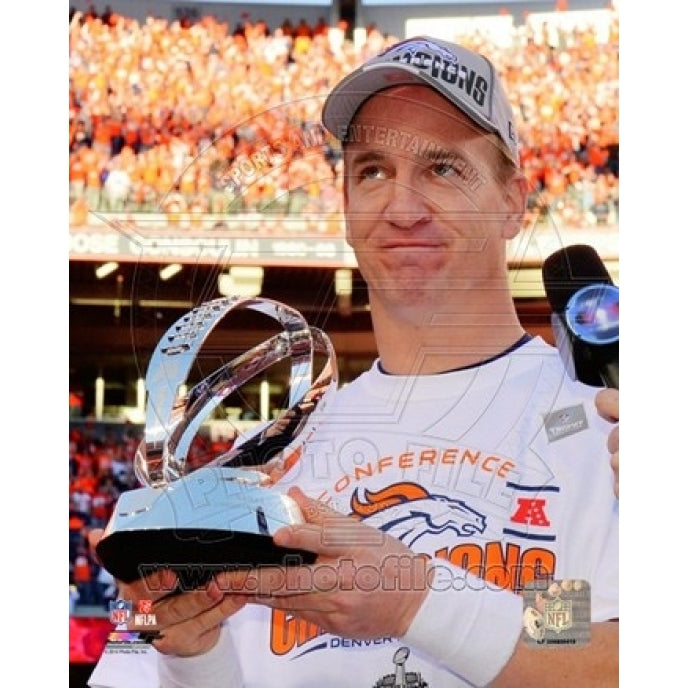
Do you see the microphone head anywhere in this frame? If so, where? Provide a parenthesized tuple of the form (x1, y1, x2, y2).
(542, 244, 619, 388)
(542, 244, 613, 314)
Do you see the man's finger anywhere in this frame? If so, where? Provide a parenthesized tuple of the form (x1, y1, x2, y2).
(87, 528, 105, 565)
(611, 451, 619, 499)
(117, 569, 179, 603)
(87, 528, 104, 550)
(286, 487, 345, 525)
(607, 425, 619, 454)
(284, 487, 385, 548)
(156, 579, 225, 627)
(252, 593, 338, 615)
(274, 516, 385, 555)
(153, 593, 248, 657)
(595, 388, 619, 422)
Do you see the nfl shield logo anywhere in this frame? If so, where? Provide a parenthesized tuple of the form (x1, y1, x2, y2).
(544, 599, 573, 634)
(109, 599, 133, 625)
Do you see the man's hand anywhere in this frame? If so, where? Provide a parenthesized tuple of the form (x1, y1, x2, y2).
(87, 529, 248, 657)
(595, 388, 619, 498)
(216, 487, 431, 639)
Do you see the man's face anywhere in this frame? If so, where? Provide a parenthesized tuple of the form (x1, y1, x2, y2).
(342, 85, 525, 311)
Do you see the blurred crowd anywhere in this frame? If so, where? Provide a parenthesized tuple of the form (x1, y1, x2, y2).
(69, 425, 139, 611)
(69, 6, 619, 230)
(69, 423, 232, 612)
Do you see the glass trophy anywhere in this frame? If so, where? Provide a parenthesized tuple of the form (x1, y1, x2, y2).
(96, 296, 337, 588)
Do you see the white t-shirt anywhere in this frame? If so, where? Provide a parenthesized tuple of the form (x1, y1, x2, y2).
(89, 337, 619, 687)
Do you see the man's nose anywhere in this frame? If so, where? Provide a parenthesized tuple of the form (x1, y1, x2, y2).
(382, 181, 431, 229)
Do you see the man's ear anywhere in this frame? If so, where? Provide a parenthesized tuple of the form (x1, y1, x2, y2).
(501, 171, 529, 240)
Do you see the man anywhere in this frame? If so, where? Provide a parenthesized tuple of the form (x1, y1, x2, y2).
(89, 36, 618, 687)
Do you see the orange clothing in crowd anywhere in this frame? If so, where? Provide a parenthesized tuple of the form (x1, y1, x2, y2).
(69, 514, 85, 531)
(73, 554, 92, 584)
(69, 9, 618, 228)
(92, 116, 115, 150)
(69, 155, 87, 185)
(71, 474, 98, 496)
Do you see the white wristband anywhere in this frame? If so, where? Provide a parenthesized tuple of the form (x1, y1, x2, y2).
(157, 621, 242, 687)
(402, 559, 522, 687)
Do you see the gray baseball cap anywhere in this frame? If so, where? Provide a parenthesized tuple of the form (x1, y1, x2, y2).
(321, 36, 519, 165)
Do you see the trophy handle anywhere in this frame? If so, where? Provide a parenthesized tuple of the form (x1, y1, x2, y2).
(207, 326, 338, 472)
(134, 297, 337, 488)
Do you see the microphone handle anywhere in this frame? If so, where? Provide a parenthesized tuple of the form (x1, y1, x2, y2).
(601, 361, 619, 390)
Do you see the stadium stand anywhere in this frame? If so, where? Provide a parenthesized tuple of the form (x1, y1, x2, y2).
(69, 7, 618, 231)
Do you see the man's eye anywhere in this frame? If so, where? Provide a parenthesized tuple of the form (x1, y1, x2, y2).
(432, 162, 458, 178)
(358, 165, 386, 180)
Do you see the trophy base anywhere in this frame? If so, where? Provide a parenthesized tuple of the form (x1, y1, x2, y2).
(95, 466, 317, 587)
(96, 528, 316, 587)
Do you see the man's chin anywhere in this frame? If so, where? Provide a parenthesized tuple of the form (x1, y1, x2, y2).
(371, 281, 448, 307)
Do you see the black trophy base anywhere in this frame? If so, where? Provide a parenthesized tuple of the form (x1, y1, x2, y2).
(96, 528, 317, 588)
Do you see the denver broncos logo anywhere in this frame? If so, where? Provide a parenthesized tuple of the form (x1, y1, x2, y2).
(350, 482, 487, 548)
